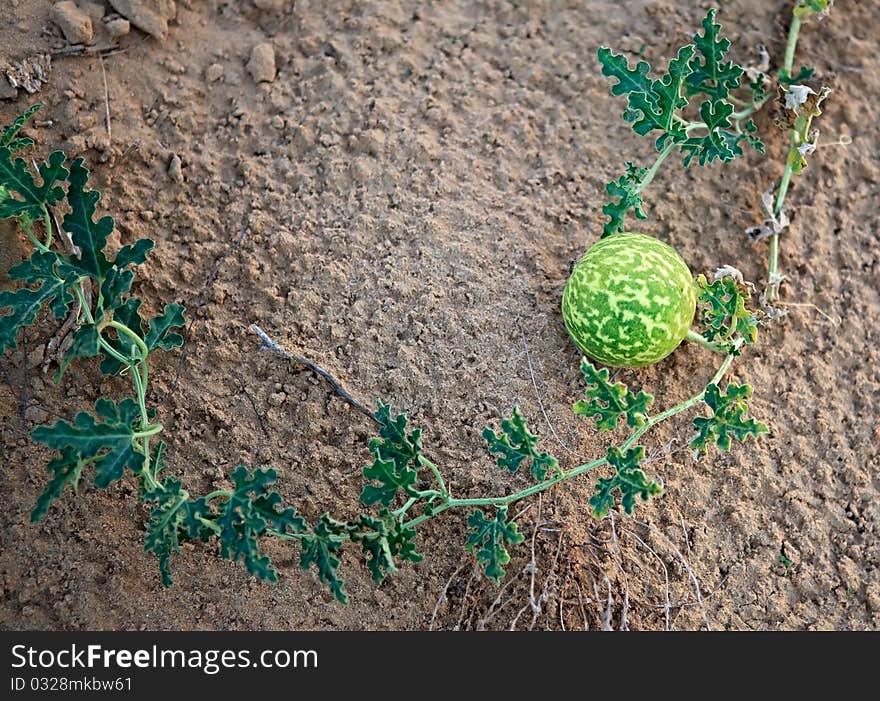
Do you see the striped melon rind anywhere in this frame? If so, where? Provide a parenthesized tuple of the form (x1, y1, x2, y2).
(562, 232, 696, 367)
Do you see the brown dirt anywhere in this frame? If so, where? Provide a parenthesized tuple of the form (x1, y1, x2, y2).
(1, 0, 877, 631)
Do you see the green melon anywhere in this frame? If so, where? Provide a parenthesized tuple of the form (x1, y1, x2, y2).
(562, 232, 696, 367)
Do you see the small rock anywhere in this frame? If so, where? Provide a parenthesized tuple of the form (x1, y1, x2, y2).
(167, 152, 183, 182)
(24, 405, 50, 425)
(271, 114, 285, 129)
(80, 1, 107, 21)
(247, 42, 276, 83)
(267, 392, 286, 407)
(105, 17, 130, 39)
(108, 0, 176, 40)
(0, 78, 17, 100)
(254, 0, 286, 11)
(205, 62, 223, 82)
(26, 346, 44, 368)
(51, 1, 94, 44)
(162, 56, 186, 74)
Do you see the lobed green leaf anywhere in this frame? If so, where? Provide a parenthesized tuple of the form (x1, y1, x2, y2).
(685, 9, 744, 101)
(465, 506, 525, 584)
(31, 397, 144, 489)
(1, 104, 41, 149)
(360, 401, 423, 506)
(300, 513, 350, 604)
(574, 358, 653, 431)
(213, 466, 307, 583)
(30, 447, 86, 522)
(696, 275, 758, 350)
(691, 383, 769, 455)
(483, 406, 559, 481)
(348, 508, 422, 586)
(589, 445, 662, 518)
(0, 250, 78, 354)
(601, 162, 647, 237)
(0, 148, 68, 222)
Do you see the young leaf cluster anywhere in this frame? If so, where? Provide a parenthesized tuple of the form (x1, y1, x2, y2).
(599, 9, 764, 235)
(573, 358, 654, 431)
(692, 383, 769, 455)
(696, 274, 759, 353)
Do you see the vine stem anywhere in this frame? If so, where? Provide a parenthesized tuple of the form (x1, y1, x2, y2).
(637, 141, 676, 194)
(399, 354, 736, 531)
(262, 354, 738, 549)
(685, 329, 728, 354)
(765, 11, 803, 303)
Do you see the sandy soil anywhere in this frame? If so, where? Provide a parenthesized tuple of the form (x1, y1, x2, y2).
(1, 0, 877, 631)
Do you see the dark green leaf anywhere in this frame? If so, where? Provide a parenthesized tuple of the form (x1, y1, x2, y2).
(1, 104, 41, 148)
(589, 446, 662, 518)
(115, 238, 154, 268)
(0, 250, 78, 354)
(100, 238, 155, 312)
(779, 65, 815, 86)
(483, 406, 559, 481)
(597, 47, 652, 98)
(602, 162, 647, 237)
(31, 397, 144, 488)
(371, 401, 422, 474)
(386, 512, 422, 565)
(143, 477, 190, 587)
(144, 303, 185, 351)
(680, 99, 738, 166)
(349, 508, 423, 585)
(361, 455, 417, 507)
(691, 383, 769, 455)
(573, 358, 653, 431)
(55, 324, 100, 381)
(180, 497, 215, 542)
(627, 44, 695, 150)
(360, 401, 424, 506)
(350, 513, 397, 585)
(696, 274, 758, 349)
(685, 9, 744, 101)
(31, 447, 86, 522)
(212, 465, 307, 582)
(0, 148, 68, 221)
(465, 506, 525, 583)
(150, 440, 168, 479)
(300, 513, 350, 604)
(61, 158, 113, 282)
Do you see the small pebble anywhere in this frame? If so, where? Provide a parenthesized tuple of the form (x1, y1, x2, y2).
(24, 405, 49, 425)
(167, 153, 183, 182)
(205, 63, 223, 82)
(51, 1, 94, 45)
(26, 346, 44, 368)
(105, 17, 130, 39)
(247, 42, 276, 83)
(80, 1, 106, 21)
(271, 114, 285, 129)
(268, 392, 286, 407)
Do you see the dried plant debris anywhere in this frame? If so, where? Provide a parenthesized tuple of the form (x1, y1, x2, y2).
(5, 55, 52, 95)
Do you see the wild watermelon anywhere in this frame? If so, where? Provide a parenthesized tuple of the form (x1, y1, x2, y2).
(562, 232, 696, 367)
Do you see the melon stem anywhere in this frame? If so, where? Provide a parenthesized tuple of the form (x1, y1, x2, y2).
(685, 329, 728, 354)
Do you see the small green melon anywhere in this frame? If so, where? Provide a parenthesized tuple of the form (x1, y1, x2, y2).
(562, 232, 696, 367)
